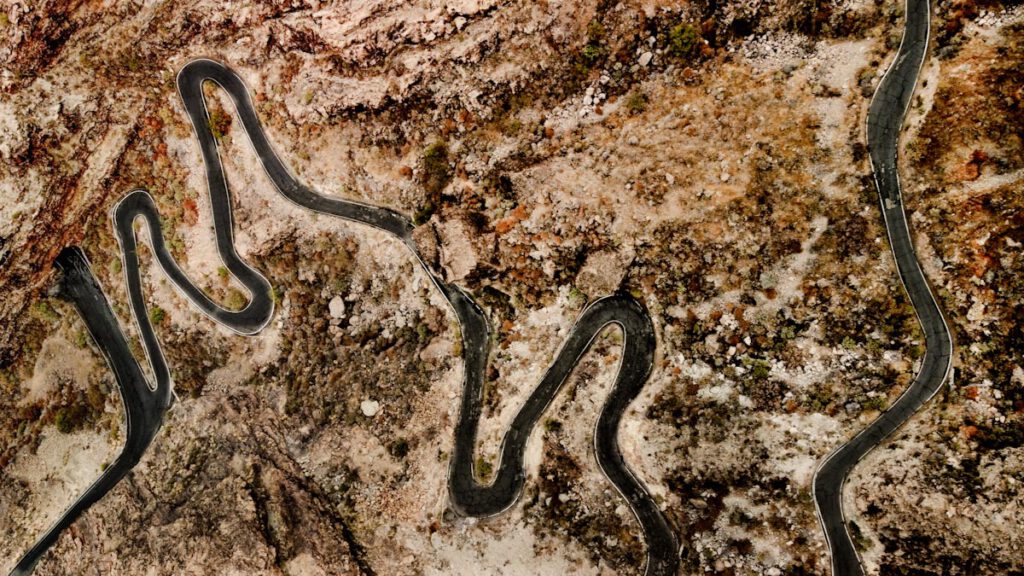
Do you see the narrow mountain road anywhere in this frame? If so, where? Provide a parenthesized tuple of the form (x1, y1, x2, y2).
(10, 60, 678, 575)
(8, 247, 174, 576)
(813, 0, 954, 574)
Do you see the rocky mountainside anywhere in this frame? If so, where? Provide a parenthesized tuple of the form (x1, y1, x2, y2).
(1, 1, 1021, 574)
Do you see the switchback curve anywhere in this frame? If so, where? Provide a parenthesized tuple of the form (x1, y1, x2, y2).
(9, 59, 679, 575)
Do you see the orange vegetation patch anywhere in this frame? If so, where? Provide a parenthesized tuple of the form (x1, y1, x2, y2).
(182, 197, 199, 226)
(494, 205, 528, 235)
(951, 149, 989, 182)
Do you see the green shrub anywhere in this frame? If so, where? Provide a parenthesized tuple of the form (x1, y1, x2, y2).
(848, 520, 871, 552)
(54, 409, 73, 433)
(751, 360, 771, 381)
(625, 91, 647, 114)
(54, 404, 88, 434)
(30, 301, 58, 323)
(668, 23, 701, 59)
(580, 19, 607, 66)
(413, 202, 436, 226)
(123, 51, 142, 73)
(863, 396, 888, 412)
(476, 456, 494, 479)
(208, 108, 231, 140)
(581, 43, 604, 65)
(149, 305, 166, 325)
(567, 286, 587, 309)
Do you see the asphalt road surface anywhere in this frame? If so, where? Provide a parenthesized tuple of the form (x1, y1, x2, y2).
(9, 247, 174, 576)
(813, 0, 954, 574)
(10, 59, 678, 575)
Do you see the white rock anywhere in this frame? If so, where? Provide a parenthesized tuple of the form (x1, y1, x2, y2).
(360, 399, 380, 417)
(329, 295, 346, 319)
(720, 172, 731, 183)
(638, 51, 653, 66)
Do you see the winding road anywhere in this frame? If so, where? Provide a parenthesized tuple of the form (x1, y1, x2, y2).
(11, 2, 952, 572)
(813, 0, 953, 574)
(9, 60, 678, 575)
(8, 247, 174, 576)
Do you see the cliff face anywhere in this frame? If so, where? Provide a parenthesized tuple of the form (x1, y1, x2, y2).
(1, 1, 1021, 574)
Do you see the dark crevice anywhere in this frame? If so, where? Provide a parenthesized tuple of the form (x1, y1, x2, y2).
(244, 464, 285, 569)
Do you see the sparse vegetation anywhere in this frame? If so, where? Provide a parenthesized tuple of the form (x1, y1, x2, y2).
(30, 301, 59, 323)
(580, 19, 607, 66)
(415, 141, 451, 225)
(624, 91, 647, 115)
(224, 289, 247, 311)
(475, 456, 493, 480)
(207, 107, 231, 141)
(567, 286, 586, 309)
(54, 403, 89, 434)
